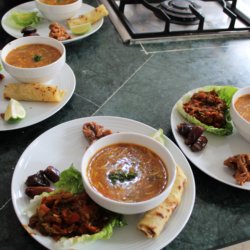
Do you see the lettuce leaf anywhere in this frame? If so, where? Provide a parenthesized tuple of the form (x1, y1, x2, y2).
(55, 164, 84, 194)
(151, 129, 166, 145)
(55, 216, 126, 249)
(6, 11, 41, 29)
(176, 85, 237, 136)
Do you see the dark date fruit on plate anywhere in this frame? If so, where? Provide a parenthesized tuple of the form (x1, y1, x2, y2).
(25, 170, 50, 187)
(184, 125, 204, 145)
(25, 186, 54, 198)
(190, 135, 208, 152)
(177, 122, 208, 152)
(44, 166, 60, 183)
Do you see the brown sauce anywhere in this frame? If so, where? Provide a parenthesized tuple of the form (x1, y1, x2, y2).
(87, 143, 168, 202)
(6, 44, 61, 68)
(235, 94, 250, 122)
(40, 0, 76, 5)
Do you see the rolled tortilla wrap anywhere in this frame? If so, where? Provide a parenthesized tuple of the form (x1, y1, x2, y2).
(137, 166, 187, 238)
(4, 83, 65, 102)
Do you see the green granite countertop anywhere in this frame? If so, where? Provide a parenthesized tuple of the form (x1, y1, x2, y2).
(1, 1, 250, 249)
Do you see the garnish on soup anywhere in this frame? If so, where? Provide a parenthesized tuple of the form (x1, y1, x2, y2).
(235, 94, 250, 122)
(87, 143, 168, 202)
(6, 44, 61, 68)
(108, 169, 137, 184)
(33, 54, 42, 62)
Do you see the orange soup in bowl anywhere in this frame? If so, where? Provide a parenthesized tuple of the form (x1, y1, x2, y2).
(235, 94, 250, 122)
(87, 143, 168, 202)
(5, 44, 61, 68)
(40, 0, 76, 5)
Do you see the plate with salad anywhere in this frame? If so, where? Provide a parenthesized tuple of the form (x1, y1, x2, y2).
(1, 1, 104, 44)
(12, 116, 195, 250)
(171, 85, 250, 190)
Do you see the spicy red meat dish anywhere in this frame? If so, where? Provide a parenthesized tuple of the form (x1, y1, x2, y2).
(183, 90, 227, 128)
(28, 191, 112, 240)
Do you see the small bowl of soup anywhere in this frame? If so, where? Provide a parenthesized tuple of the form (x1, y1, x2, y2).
(230, 86, 250, 142)
(35, 0, 82, 21)
(81, 132, 176, 215)
(1, 36, 65, 83)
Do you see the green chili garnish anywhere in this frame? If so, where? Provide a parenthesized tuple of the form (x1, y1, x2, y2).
(33, 54, 42, 62)
(108, 170, 137, 184)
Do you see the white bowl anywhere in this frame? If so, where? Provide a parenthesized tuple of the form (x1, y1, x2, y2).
(230, 86, 250, 142)
(35, 0, 82, 21)
(1, 36, 65, 83)
(81, 132, 176, 215)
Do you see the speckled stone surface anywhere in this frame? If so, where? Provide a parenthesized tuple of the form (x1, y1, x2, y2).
(1, 1, 250, 250)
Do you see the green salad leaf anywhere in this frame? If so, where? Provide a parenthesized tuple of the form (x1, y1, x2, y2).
(56, 216, 126, 249)
(177, 85, 237, 136)
(6, 11, 41, 29)
(55, 164, 84, 194)
(0, 64, 2, 71)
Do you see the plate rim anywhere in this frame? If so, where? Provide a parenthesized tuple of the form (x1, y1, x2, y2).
(1, 0, 104, 44)
(170, 87, 250, 191)
(0, 63, 76, 131)
(11, 115, 196, 250)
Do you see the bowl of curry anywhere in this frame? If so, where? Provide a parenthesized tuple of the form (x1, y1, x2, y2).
(1, 36, 65, 83)
(230, 86, 250, 142)
(81, 132, 176, 214)
(35, 0, 82, 21)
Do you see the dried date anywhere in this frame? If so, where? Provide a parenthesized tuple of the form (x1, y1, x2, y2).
(177, 122, 208, 152)
(25, 186, 54, 198)
(25, 170, 50, 187)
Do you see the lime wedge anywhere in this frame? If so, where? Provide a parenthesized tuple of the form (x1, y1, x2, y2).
(4, 98, 26, 122)
(151, 128, 165, 146)
(70, 23, 92, 35)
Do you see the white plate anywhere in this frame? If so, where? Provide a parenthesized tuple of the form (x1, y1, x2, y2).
(171, 88, 250, 190)
(12, 116, 195, 250)
(1, 1, 104, 44)
(0, 63, 75, 131)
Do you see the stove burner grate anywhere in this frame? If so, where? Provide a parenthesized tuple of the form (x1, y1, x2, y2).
(160, 0, 202, 25)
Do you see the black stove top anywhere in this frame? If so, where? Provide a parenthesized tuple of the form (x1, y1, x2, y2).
(101, 0, 250, 43)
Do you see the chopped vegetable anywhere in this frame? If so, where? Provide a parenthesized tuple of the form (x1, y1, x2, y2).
(151, 128, 165, 145)
(177, 85, 237, 136)
(6, 11, 41, 29)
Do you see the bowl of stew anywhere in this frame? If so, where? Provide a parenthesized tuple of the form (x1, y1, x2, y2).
(1, 36, 65, 83)
(81, 132, 176, 215)
(230, 86, 250, 142)
(35, 0, 82, 21)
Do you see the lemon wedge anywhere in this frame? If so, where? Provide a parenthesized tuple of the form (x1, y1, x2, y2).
(69, 23, 92, 35)
(4, 98, 26, 122)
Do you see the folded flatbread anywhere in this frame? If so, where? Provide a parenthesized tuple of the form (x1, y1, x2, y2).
(67, 4, 109, 26)
(137, 166, 187, 238)
(4, 83, 65, 102)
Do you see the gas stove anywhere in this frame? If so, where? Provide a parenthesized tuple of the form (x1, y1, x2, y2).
(100, 0, 250, 44)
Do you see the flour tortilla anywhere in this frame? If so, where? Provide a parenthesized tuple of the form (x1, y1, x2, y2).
(4, 83, 65, 102)
(137, 166, 187, 238)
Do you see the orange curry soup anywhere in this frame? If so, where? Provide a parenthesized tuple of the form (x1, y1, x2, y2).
(40, 0, 76, 5)
(6, 44, 61, 68)
(87, 143, 168, 202)
(235, 94, 250, 122)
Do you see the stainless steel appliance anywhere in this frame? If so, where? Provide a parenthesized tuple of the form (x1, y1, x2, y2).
(101, 0, 250, 44)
